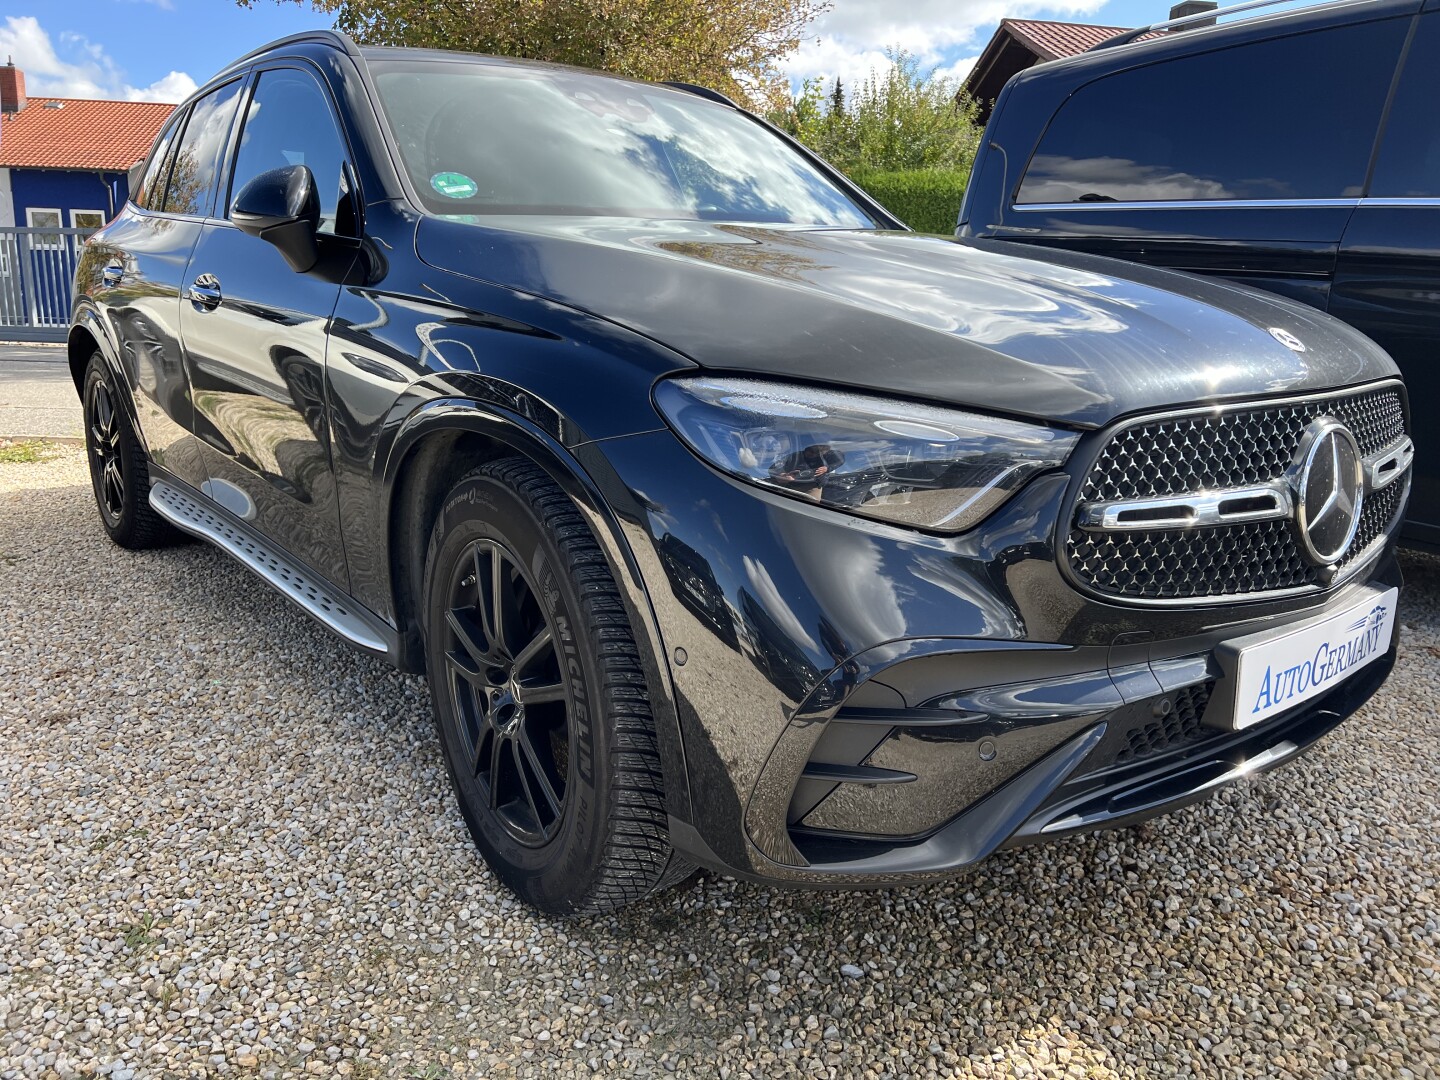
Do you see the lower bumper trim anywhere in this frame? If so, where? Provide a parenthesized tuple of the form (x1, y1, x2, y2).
(1037, 738, 1300, 834)
(785, 723, 1107, 877)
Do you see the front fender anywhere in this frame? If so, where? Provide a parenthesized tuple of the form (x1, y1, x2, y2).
(380, 399, 693, 825)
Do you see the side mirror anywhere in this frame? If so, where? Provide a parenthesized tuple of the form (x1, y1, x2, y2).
(126, 160, 145, 199)
(231, 164, 321, 273)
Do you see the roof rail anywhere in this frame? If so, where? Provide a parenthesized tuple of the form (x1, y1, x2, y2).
(217, 30, 361, 75)
(1090, 0, 1341, 50)
(663, 81, 740, 108)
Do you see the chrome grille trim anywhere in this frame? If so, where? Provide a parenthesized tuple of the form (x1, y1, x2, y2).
(1077, 482, 1293, 531)
(1065, 381, 1409, 606)
(1367, 437, 1414, 493)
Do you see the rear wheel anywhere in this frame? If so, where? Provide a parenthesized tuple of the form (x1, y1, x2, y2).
(82, 353, 177, 550)
(421, 457, 693, 914)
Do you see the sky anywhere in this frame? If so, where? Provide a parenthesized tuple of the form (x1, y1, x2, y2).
(0, 0, 1312, 103)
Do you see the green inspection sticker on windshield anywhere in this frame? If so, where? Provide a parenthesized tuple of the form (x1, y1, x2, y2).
(430, 171, 478, 199)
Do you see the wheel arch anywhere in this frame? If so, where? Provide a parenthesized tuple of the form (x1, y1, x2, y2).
(67, 306, 114, 395)
(68, 310, 146, 446)
(381, 399, 693, 822)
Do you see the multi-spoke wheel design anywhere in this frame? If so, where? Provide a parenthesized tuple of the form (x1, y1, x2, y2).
(443, 538, 571, 846)
(86, 376, 125, 524)
(80, 354, 175, 550)
(423, 458, 692, 913)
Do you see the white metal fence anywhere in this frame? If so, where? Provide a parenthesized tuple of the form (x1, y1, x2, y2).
(0, 225, 94, 342)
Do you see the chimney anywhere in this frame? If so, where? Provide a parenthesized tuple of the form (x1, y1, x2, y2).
(1169, 1, 1219, 29)
(0, 58, 25, 115)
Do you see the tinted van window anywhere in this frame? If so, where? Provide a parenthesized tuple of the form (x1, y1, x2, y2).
(1370, 13, 1440, 198)
(163, 80, 243, 216)
(1017, 21, 1406, 204)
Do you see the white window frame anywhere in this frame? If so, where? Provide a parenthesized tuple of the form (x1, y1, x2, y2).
(69, 208, 106, 231)
(25, 207, 63, 249)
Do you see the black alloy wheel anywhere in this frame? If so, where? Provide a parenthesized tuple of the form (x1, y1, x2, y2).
(442, 537, 571, 846)
(81, 353, 176, 550)
(422, 457, 693, 914)
(87, 374, 125, 525)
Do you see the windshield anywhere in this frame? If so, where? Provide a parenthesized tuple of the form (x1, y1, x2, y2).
(370, 60, 877, 228)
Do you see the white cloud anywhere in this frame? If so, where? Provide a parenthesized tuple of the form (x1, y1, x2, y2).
(125, 70, 196, 103)
(784, 36, 897, 90)
(933, 54, 980, 83)
(0, 16, 195, 103)
(784, 0, 1109, 86)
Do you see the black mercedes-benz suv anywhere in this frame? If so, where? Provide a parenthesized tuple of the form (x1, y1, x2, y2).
(70, 31, 1410, 914)
(961, 0, 1440, 545)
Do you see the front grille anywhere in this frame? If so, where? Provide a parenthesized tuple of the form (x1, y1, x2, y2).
(1116, 682, 1212, 764)
(1068, 386, 1407, 602)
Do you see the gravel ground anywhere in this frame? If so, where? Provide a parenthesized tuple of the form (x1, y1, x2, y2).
(1, 448, 1437, 1080)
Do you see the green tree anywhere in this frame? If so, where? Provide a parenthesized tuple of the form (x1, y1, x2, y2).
(770, 49, 981, 175)
(241, 0, 829, 108)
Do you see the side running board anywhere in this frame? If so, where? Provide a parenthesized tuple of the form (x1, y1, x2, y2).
(149, 480, 390, 655)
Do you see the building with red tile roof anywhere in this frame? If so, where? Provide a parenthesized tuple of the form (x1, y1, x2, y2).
(0, 60, 175, 232)
(962, 8, 1200, 123)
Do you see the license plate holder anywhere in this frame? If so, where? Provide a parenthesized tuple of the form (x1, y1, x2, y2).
(1215, 585, 1398, 731)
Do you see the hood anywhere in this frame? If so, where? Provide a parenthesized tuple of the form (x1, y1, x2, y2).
(416, 217, 1397, 428)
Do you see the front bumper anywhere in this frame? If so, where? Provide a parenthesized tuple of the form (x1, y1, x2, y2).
(583, 427, 1404, 887)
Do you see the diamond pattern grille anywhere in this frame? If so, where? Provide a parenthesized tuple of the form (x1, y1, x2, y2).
(1069, 387, 1407, 602)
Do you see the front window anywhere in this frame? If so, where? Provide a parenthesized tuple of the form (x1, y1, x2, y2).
(228, 67, 356, 237)
(371, 60, 876, 227)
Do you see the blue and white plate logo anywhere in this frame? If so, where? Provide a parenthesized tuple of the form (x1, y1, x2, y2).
(1234, 588, 1397, 728)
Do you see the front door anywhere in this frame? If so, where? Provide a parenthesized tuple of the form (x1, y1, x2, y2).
(179, 63, 360, 590)
(1330, 12, 1440, 541)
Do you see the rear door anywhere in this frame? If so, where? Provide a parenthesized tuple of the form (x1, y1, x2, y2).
(179, 62, 360, 590)
(93, 83, 242, 487)
(1331, 9, 1440, 539)
(991, 17, 1410, 310)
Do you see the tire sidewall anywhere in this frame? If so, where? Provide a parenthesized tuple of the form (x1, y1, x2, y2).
(421, 471, 613, 911)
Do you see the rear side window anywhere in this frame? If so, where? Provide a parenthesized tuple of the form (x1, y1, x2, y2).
(1370, 12, 1440, 198)
(162, 79, 244, 217)
(135, 111, 185, 211)
(1017, 21, 1407, 204)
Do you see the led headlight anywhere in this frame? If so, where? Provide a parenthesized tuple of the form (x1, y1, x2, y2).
(654, 377, 1079, 532)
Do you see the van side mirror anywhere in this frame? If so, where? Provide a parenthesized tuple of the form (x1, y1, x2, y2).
(231, 164, 321, 273)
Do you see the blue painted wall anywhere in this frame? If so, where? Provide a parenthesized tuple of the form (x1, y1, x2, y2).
(10, 168, 128, 226)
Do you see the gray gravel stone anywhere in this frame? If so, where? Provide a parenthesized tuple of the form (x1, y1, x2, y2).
(1, 449, 1437, 1079)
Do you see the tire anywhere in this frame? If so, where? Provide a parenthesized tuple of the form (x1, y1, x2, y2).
(82, 353, 178, 550)
(421, 457, 693, 914)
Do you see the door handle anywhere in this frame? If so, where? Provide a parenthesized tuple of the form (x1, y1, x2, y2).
(101, 262, 124, 287)
(188, 274, 222, 309)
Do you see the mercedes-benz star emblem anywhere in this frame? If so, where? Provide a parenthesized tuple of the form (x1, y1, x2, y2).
(1269, 327, 1307, 352)
(1290, 417, 1363, 567)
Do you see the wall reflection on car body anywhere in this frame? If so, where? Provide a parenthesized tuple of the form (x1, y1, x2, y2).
(85, 214, 209, 487)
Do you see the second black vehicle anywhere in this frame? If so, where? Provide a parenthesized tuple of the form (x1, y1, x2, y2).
(72, 32, 1409, 914)
(962, 0, 1439, 544)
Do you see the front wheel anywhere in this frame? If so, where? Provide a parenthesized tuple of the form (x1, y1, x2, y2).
(421, 458, 693, 914)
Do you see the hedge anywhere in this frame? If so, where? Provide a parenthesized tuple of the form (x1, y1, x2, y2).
(848, 168, 969, 235)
